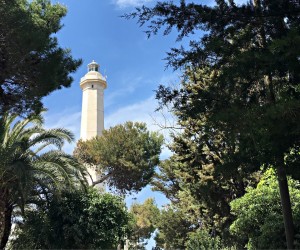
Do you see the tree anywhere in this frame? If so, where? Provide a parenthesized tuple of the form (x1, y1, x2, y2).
(0, 112, 86, 249)
(151, 158, 181, 202)
(126, 1, 300, 247)
(154, 205, 192, 250)
(11, 188, 130, 249)
(230, 169, 300, 249)
(74, 122, 164, 194)
(129, 198, 160, 248)
(150, 69, 260, 244)
(186, 229, 222, 250)
(0, 0, 81, 115)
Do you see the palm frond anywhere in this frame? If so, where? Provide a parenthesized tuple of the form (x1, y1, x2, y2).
(0, 111, 85, 222)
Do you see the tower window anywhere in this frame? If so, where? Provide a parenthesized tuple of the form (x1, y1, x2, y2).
(92, 85, 94, 88)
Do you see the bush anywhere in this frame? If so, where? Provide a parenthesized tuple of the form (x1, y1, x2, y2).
(11, 188, 130, 249)
(230, 169, 300, 249)
(186, 229, 222, 250)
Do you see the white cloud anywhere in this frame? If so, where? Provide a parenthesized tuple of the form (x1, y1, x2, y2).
(105, 96, 155, 127)
(105, 72, 180, 130)
(105, 95, 177, 159)
(112, 0, 153, 8)
(105, 96, 175, 137)
(43, 96, 176, 157)
(105, 73, 180, 108)
(105, 75, 144, 108)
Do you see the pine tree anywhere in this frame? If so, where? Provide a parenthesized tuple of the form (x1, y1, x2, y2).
(0, 0, 81, 115)
(126, 1, 300, 247)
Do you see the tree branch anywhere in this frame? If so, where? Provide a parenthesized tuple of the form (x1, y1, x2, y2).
(92, 172, 112, 187)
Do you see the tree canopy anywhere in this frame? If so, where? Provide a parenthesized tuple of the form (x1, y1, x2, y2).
(154, 205, 192, 250)
(129, 198, 159, 248)
(127, 0, 300, 248)
(0, 112, 86, 249)
(230, 169, 300, 249)
(0, 0, 81, 115)
(11, 188, 130, 249)
(74, 122, 164, 194)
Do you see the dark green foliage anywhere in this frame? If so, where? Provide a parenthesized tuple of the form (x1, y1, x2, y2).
(74, 122, 164, 193)
(230, 169, 300, 249)
(0, 0, 81, 115)
(0, 113, 86, 249)
(152, 69, 260, 241)
(11, 188, 130, 249)
(129, 198, 159, 246)
(128, 0, 300, 247)
(126, 0, 300, 72)
(154, 206, 192, 249)
(186, 229, 222, 250)
(151, 158, 181, 202)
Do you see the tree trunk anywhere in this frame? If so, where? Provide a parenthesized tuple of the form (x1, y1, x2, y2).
(277, 165, 294, 249)
(0, 203, 13, 250)
(0, 205, 13, 249)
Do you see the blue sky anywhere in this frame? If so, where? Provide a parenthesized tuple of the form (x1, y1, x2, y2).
(43, 0, 245, 151)
(42, 0, 248, 248)
(44, 0, 181, 210)
(43, 2, 181, 246)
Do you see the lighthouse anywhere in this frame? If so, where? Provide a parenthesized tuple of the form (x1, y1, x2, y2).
(80, 60, 107, 185)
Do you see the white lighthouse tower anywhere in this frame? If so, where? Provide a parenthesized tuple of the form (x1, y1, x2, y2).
(80, 60, 107, 185)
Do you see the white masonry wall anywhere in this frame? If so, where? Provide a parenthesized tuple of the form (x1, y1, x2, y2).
(80, 82, 104, 141)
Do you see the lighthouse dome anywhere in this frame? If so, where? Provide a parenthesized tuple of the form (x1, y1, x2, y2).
(80, 60, 107, 89)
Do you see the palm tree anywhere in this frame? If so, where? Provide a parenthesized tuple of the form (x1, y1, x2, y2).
(0, 113, 87, 249)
